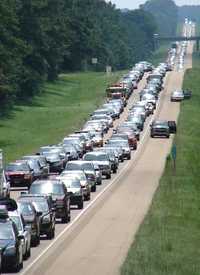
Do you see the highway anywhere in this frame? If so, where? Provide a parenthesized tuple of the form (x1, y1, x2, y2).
(6, 27, 194, 275)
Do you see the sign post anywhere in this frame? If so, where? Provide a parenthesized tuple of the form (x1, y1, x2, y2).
(171, 144, 177, 173)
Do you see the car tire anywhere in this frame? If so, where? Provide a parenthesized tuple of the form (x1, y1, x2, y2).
(24, 245, 31, 259)
(85, 193, 91, 201)
(166, 135, 170, 138)
(106, 173, 111, 179)
(91, 184, 96, 192)
(112, 168, 117, 174)
(127, 155, 131, 160)
(62, 211, 69, 223)
(78, 201, 84, 209)
(47, 228, 55, 240)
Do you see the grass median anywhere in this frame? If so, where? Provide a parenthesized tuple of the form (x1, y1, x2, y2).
(0, 71, 124, 163)
(121, 51, 200, 275)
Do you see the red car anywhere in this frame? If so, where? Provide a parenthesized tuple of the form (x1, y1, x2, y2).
(5, 161, 34, 187)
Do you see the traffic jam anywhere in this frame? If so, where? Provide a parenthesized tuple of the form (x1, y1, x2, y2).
(0, 41, 189, 272)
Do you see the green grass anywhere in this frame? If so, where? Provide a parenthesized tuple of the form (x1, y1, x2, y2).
(0, 71, 124, 163)
(148, 42, 171, 66)
(121, 52, 200, 275)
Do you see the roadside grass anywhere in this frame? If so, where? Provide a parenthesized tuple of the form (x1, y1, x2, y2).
(0, 71, 124, 163)
(148, 42, 170, 66)
(121, 52, 200, 275)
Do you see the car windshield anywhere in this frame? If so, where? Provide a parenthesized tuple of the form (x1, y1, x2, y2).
(42, 152, 59, 158)
(66, 163, 93, 171)
(18, 202, 34, 216)
(30, 183, 63, 195)
(10, 216, 22, 231)
(6, 163, 29, 172)
(84, 154, 108, 161)
(63, 172, 85, 181)
(28, 160, 39, 170)
(62, 179, 81, 188)
(153, 121, 168, 127)
(109, 140, 128, 146)
(32, 200, 49, 212)
(0, 224, 14, 240)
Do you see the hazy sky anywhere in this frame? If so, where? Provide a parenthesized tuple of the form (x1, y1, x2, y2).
(109, 0, 200, 9)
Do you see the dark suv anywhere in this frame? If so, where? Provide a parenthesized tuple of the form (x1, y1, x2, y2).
(29, 180, 71, 223)
(150, 120, 170, 138)
(18, 194, 56, 240)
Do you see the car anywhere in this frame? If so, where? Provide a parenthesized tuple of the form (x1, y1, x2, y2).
(40, 151, 64, 173)
(107, 139, 131, 160)
(59, 170, 91, 200)
(29, 180, 71, 223)
(8, 210, 31, 260)
(170, 90, 184, 102)
(96, 148, 118, 173)
(18, 195, 56, 239)
(150, 120, 170, 138)
(22, 157, 43, 180)
(17, 201, 40, 246)
(112, 132, 137, 150)
(83, 152, 112, 179)
(57, 176, 84, 209)
(5, 161, 34, 188)
(23, 155, 49, 178)
(183, 89, 192, 99)
(65, 161, 97, 192)
(168, 121, 177, 134)
(0, 206, 23, 272)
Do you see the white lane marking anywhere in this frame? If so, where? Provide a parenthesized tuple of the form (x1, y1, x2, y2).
(20, 73, 168, 275)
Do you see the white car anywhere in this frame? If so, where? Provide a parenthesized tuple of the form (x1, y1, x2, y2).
(171, 90, 184, 102)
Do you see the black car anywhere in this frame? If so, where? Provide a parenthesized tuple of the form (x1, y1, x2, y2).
(0, 207, 23, 272)
(29, 180, 71, 223)
(183, 89, 192, 99)
(18, 195, 56, 240)
(23, 155, 49, 178)
(150, 120, 170, 138)
(17, 201, 40, 246)
(41, 151, 64, 173)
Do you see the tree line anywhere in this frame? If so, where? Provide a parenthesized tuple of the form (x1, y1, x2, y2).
(0, 0, 178, 107)
(141, 0, 178, 37)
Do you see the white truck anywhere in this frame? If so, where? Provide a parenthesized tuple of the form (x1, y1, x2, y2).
(0, 150, 10, 198)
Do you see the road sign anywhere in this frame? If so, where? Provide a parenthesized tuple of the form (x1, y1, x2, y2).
(91, 58, 98, 64)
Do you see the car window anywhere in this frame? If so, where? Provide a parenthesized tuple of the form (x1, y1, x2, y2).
(0, 224, 15, 240)
(32, 200, 49, 212)
(30, 183, 63, 195)
(10, 216, 23, 231)
(18, 202, 34, 216)
(6, 163, 29, 172)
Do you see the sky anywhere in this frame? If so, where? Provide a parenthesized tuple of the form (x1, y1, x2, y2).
(109, 0, 200, 10)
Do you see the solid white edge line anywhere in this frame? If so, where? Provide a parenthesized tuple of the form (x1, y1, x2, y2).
(20, 67, 172, 275)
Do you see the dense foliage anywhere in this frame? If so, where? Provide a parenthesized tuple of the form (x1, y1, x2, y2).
(0, 0, 158, 106)
(141, 0, 178, 36)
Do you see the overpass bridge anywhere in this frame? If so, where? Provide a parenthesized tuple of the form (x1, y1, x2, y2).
(153, 35, 200, 50)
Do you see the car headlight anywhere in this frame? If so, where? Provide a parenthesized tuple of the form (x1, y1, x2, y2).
(42, 214, 51, 224)
(5, 245, 16, 254)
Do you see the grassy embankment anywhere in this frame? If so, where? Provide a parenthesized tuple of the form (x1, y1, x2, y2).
(121, 51, 200, 275)
(0, 71, 124, 163)
(0, 40, 169, 164)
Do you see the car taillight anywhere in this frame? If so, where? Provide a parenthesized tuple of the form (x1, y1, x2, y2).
(24, 174, 31, 179)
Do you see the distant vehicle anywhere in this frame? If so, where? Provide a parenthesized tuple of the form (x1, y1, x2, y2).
(170, 90, 184, 102)
(150, 120, 170, 138)
(60, 177, 84, 209)
(183, 89, 192, 99)
(0, 206, 24, 272)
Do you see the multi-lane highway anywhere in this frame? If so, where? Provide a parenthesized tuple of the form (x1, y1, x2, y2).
(6, 25, 194, 275)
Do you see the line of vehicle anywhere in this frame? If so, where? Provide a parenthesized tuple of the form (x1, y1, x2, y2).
(20, 72, 168, 275)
